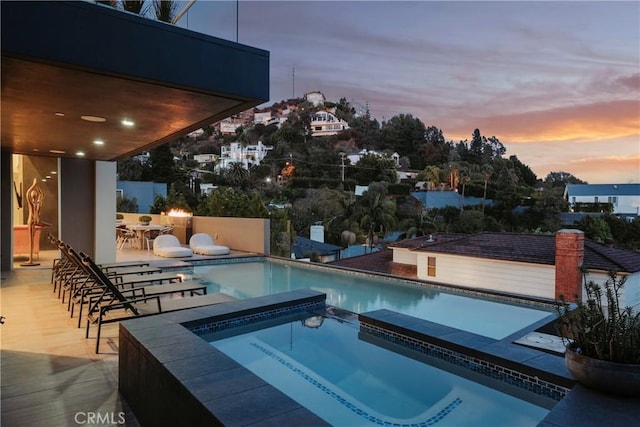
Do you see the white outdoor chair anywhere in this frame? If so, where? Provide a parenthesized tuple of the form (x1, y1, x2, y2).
(189, 233, 230, 256)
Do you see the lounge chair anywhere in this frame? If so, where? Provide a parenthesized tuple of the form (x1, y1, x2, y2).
(189, 233, 230, 255)
(153, 234, 193, 258)
(80, 253, 235, 353)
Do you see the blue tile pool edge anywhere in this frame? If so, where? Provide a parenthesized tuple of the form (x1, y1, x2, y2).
(358, 311, 573, 403)
(118, 289, 330, 427)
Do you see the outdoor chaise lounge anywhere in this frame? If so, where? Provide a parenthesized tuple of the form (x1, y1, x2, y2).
(80, 253, 235, 353)
(189, 233, 230, 255)
(153, 234, 193, 258)
(54, 242, 208, 329)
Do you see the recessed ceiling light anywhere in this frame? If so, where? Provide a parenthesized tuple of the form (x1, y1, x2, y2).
(81, 115, 106, 123)
(121, 119, 135, 127)
(41, 179, 47, 182)
(51, 171, 57, 174)
(93, 139, 105, 145)
(46, 175, 51, 179)
(54, 112, 65, 117)
(49, 149, 65, 154)
(76, 151, 85, 157)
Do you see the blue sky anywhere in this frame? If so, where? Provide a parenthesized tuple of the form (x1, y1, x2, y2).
(175, 1, 640, 184)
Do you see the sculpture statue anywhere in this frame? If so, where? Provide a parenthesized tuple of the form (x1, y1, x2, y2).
(21, 178, 46, 266)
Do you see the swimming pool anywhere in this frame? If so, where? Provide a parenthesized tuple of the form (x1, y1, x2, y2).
(208, 311, 550, 426)
(195, 260, 554, 339)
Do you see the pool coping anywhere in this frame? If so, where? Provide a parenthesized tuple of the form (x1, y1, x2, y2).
(118, 289, 331, 427)
(359, 309, 575, 402)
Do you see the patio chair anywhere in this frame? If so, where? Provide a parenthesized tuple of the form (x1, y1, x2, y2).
(80, 253, 235, 353)
(189, 233, 230, 256)
(153, 234, 193, 258)
(116, 227, 137, 250)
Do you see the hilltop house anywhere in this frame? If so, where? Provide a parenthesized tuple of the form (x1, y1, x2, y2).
(389, 230, 640, 306)
(216, 141, 273, 171)
(564, 183, 640, 219)
(310, 110, 350, 137)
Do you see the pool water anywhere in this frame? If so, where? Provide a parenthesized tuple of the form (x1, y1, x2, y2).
(195, 261, 553, 339)
(209, 312, 549, 426)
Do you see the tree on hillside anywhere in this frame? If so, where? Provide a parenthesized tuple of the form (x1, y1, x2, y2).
(350, 153, 397, 185)
(544, 171, 587, 187)
(379, 114, 426, 168)
(420, 126, 449, 166)
(576, 215, 612, 243)
(289, 188, 346, 239)
(198, 187, 268, 218)
(149, 143, 176, 184)
(357, 182, 397, 251)
(117, 157, 151, 181)
(224, 162, 249, 188)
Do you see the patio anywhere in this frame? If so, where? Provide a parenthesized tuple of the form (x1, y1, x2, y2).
(2, 250, 639, 426)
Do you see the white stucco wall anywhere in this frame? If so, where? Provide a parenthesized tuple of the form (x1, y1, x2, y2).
(416, 253, 556, 299)
(392, 247, 418, 265)
(582, 270, 640, 309)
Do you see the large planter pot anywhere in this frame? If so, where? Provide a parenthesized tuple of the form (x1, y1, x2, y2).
(565, 344, 640, 396)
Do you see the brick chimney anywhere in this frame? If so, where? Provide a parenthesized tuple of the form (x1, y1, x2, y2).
(555, 229, 584, 302)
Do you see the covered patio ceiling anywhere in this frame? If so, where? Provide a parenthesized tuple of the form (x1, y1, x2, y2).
(1, 1, 269, 162)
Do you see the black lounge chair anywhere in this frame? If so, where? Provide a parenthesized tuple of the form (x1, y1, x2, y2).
(80, 253, 235, 353)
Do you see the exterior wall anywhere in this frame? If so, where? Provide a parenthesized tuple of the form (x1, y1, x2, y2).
(392, 248, 418, 266)
(569, 194, 640, 215)
(624, 272, 640, 308)
(416, 252, 556, 299)
(193, 216, 269, 255)
(582, 270, 640, 310)
(117, 181, 167, 214)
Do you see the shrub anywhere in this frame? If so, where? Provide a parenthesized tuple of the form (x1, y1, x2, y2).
(556, 270, 640, 364)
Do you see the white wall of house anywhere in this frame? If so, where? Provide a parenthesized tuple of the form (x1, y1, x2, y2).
(392, 247, 418, 266)
(415, 252, 556, 299)
(582, 270, 640, 309)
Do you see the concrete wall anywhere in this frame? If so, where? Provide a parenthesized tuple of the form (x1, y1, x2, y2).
(416, 252, 556, 300)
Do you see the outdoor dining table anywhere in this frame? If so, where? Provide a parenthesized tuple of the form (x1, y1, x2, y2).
(125, 224, 165, 249)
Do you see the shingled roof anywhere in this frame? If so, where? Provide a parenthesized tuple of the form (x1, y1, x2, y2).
(391, 232, 640, 273)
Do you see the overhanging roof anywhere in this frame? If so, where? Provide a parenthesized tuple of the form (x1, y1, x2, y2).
(1, 1, 269, 162)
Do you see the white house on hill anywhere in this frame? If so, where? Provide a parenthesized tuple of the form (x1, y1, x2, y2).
(564, 183, 640, 218)
(310, 111, 349, 137)
(216, 141, 273, 171)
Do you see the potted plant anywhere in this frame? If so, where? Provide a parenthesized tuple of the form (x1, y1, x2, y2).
(138, 215, 152, 225)
(116, 213, 124, 222)
(556, 269, 640, 396)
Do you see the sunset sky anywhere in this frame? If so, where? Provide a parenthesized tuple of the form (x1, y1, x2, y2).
(175, 1, 640, 184)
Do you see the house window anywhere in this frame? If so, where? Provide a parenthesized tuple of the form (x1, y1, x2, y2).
(608, 196, 617, 205)
(594, 196, 599, 203)
(427, 257, 436, 277)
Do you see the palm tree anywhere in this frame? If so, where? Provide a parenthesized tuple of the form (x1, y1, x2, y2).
(121, 0, 147, 14)
(152, 0, 177, 22)
(481, 164, 493, 214)
(357, 183, 396, 252)
(225, 162, 249, 188)
(459, 166, 471, 212)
